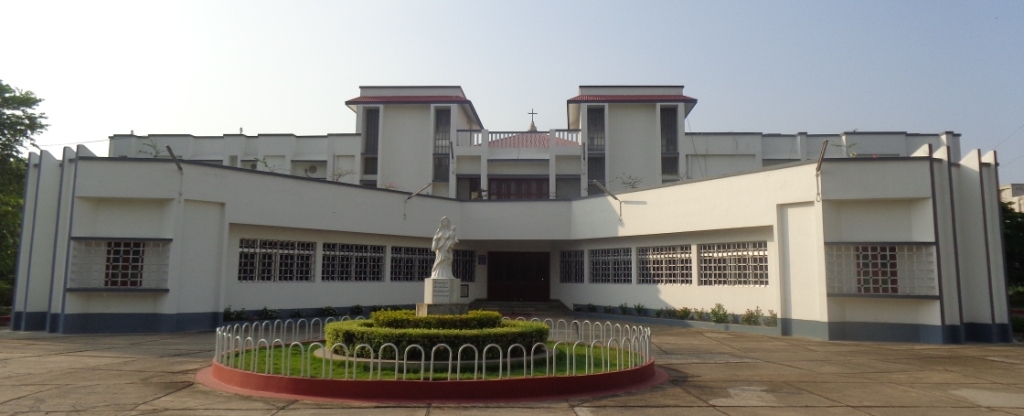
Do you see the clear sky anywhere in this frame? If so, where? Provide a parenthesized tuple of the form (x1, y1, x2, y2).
(3, 0, 1023, 182)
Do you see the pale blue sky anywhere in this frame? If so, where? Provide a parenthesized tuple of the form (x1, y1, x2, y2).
(3, 0, 1023, 182)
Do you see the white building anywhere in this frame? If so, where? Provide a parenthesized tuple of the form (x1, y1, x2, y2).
(11, 85, 1012, 343)
(1001, 184, 1024, 213)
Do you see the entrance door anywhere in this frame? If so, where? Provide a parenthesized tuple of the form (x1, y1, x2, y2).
(486, 252, 550, 301)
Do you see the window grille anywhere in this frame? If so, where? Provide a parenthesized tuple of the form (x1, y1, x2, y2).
(434, 108, 451, 154)
(69, 240, 170, 289)
(587, 107, 605, 152)
(698, 242, 768, 286)
(453, 250, 476, 282)
(364, 108, 379, 155)
(660, 107, 678, 153)
(390, 246, 433, 282)
(560, 250, 584, 283)
(638, 245, 692, 285)
(590, 248, 632, 284)
(661, 155, 679, 175)
(433, 156, 450, 182)
(238, 239, 315, 282)
(321, 243, 385, 282)
(363, 157, 378, 175)
(825, 245, 937, 296)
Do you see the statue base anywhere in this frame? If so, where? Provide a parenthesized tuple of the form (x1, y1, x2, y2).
(416, 303, 469, 317)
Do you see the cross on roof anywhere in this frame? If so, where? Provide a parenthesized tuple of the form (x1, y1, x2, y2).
(528, 108, 537, 123)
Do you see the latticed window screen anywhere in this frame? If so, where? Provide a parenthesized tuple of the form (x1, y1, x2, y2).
(587, 107, 605, 152)
(638, 245, 692, 285)
(390, 246, 433, 282)
(321, 243, 385, 282)
(560, 250, 585, 283)
(590, 248, 632, 284)
(825, 245, 937, 296)
(238, 239, 315, 282)
(698, 242, 769, 286)
(453, 250, 475, 282)
(69, 240, 170, 289)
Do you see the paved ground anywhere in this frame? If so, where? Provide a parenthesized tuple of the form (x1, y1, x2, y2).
(1, 321, 1024, 415)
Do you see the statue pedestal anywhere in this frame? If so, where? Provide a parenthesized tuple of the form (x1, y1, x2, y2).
(417, 277, 467, 316)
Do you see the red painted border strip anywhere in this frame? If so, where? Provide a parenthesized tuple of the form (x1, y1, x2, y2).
(199, 360, 666, 404)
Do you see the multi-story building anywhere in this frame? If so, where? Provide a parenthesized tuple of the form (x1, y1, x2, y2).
(11, 85, 1012, 344)
(1001, 184, 1024, 213)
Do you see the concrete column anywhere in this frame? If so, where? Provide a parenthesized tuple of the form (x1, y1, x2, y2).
(480, 129, 489, 199)
(797, 132, 807, 161)
(548, 130, 556, 199)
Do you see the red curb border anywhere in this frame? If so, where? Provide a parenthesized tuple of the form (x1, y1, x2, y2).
(197, 360, 667, 404)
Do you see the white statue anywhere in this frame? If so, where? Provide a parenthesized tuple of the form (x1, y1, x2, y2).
(430, 216, 458, 280)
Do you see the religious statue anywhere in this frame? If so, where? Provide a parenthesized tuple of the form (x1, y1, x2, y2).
(430, 216, 458, 280)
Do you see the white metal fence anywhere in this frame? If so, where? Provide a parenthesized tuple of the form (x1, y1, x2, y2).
(213, 316, 651, 381)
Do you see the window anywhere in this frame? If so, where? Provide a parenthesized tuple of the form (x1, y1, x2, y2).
(364, 108, 379, 155)
(560, 250, 584, 283)
(590, 248, 632, 284)
(363, 157, 378, 175)
(433, 155, 450, 182)
(698, 242, 768, 286)
(588, 157, 606, 195)
(587, 107, 605, 152)
(855, 245, 898, 294)
(453, 250, 476, 282)
(660, 107, 678, 153)
(238, 239, 315, 282)
(69, 239, 170, 289)
(390, 246, 433, 282)
(488, 178, 548, 200)
(661, 155, 679, 175)
(825, 244, 937, 296)
(321, 243, 385, 282)
(638, 245, 692, 285)
(434, 108, 451, 154)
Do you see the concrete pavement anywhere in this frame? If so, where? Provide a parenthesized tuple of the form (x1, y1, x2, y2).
(1, 321, 1023, 415)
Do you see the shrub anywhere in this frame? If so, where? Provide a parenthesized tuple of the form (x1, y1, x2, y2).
(1010, 287, 1024, 308)
(256, 307, 278, 320)
(603, 305, 613, 314)
(656, 307, 671, 318)
(291, 310, 305, 319)
(0, 279, 11, 308)
(710, 303, 729, 324)
(741, 307, 763, 326)
(349, 304, 364, 316)
(767, 310, 778, 327)
(586, 303, 597, 313)
(677, 307, 692, 320)
(370, 305, 384, 313)
(1012, 315, 1024, 333)
(371, 310, 501, 330)
(320, 306, 338, 317)
(618, 303, 630, 315)
(573, 305, 583, 312)
(633, 303, 646, 316)
(222, 306, 247, 321)
(325, 319, 548, 359)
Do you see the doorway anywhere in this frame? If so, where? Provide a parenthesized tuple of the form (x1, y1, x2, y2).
(486, 252, 550, 301)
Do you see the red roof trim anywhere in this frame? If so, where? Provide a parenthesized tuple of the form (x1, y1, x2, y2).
(566, 94, 698, 104)
(344, 95, 470, 105)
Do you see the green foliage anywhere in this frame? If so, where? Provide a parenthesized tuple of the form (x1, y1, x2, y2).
(633, 303, 646, 316)
(676, 307, 692, 320)
(655, 307, 670, 318)
(370, 310, 501, 330)
(1004, 202, 1024, 289)
(586, 303, 597, 313)
(256, 307, 278, 320)
(767, 310, 778, 327)
(324, 319, 548, 359)
(572, 305, 583, 312)
(710, 304, 730, 323)
(1010, 287, 1024, 308)
(0, 81, 48, 307)
(223, 306, 247, 321)
(290, 310, 305, 319)
(348, 304, 364, 316)
(1012, 316, 1024, 334)
(370, 305, 384, 313)
(320, 306, 338, 317)
(696, 308, 709, 321)
(741, 307, 763, 326)
(618, 303, 629, 315)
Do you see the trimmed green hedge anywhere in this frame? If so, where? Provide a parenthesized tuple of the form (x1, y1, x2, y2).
(325, 319, 549, 359)
(371, 309, 502, 330)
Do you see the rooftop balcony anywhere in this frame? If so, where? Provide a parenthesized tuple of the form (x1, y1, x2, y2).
(453, 129, 583, 159)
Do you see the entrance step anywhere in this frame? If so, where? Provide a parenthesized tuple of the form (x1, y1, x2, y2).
(468, 300, 571, 317)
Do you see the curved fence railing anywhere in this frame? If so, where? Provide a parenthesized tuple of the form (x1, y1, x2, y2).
(213, 316, 651, 381)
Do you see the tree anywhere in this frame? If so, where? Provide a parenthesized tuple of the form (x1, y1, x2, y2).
(1003, 201, 1024, 290)
(0, 80, 48, 307)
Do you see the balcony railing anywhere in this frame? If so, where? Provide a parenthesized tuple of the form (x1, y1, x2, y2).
(454, 129, 582, 148)
(456, 130, 483, 146)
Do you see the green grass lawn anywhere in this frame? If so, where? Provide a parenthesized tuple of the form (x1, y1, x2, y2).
(224, 342, 639, 380)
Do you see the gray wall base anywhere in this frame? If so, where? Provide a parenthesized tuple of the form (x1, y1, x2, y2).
(60, 312, 220, 334)
(963, 322, 1014, 343)
(10, 311, 47, 331)
(780, 318, 829, 340)
(827, 321, 944, 344)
